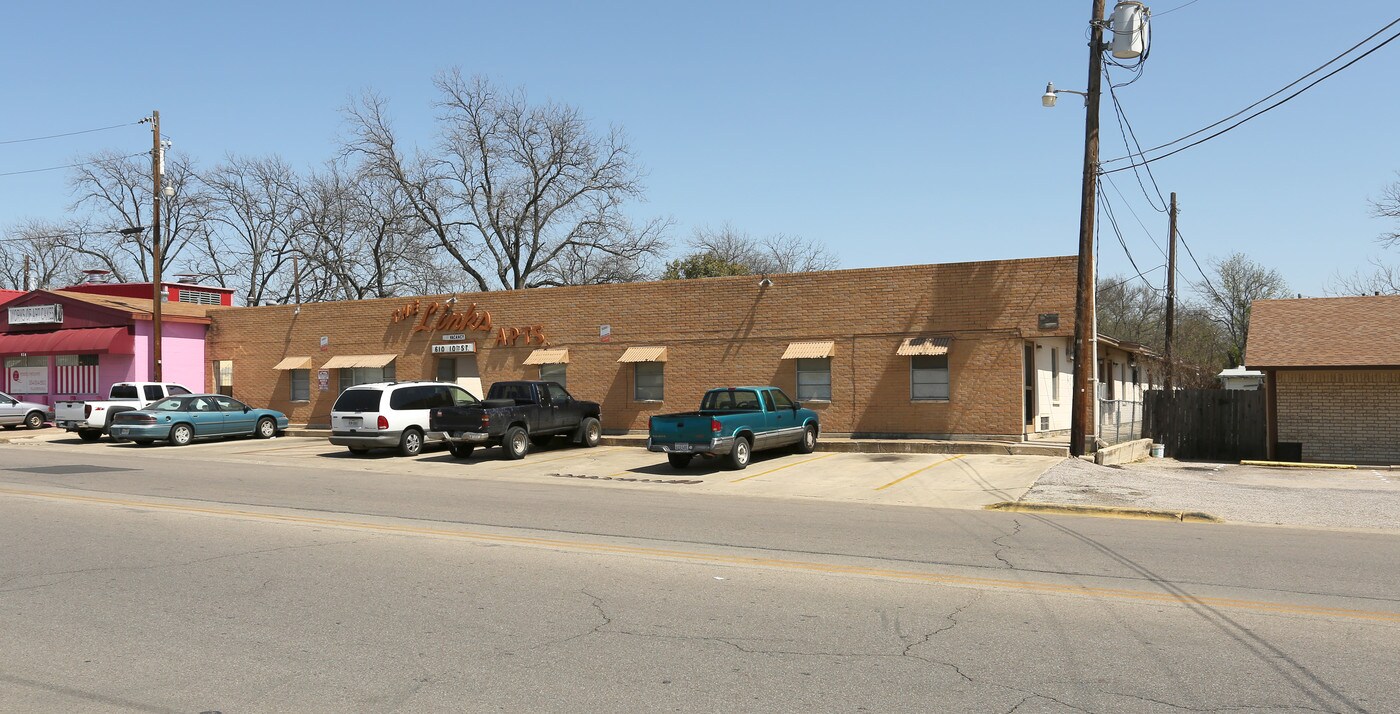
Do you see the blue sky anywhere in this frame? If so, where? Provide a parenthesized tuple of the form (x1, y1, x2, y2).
(4, 1, 1398, 297)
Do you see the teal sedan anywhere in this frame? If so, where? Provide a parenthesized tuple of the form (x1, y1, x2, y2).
(110, 394, 289, 446)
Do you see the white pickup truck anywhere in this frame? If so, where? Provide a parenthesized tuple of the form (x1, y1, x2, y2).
(55, 382, 193, 442)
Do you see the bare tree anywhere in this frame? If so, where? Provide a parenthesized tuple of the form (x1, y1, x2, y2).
(66, 150, 207, 281)
(683, 224, 840, 276)
(0, 219, 82, 289)
(200, 154, 305, 306)
(1373, 172, 1400, 247)
(1327, 257, 1400, 296)
(1191, 252, 1289, 368)
(1096, 275, 1164, 347)
(344, 71, 668, 290)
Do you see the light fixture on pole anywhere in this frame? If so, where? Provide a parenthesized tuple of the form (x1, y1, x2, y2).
(1041, 82, 1088, 108)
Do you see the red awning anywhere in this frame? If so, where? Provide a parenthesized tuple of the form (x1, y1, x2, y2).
(0, 327, 134, 356)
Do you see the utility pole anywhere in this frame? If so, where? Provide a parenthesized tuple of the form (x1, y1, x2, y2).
(1165, 192, 1178, 393)
(293, 255, 301, 305)
(22, 255, 31, 291)
(1069, 0, 1106, 457)
(149, 110, 164, 382)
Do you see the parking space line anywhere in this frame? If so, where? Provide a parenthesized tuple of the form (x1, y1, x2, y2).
(730, 452, 839, 483)
(233, 443, 329, 454)
(498, 446, 620, 468)
(875, 455, 965, 491)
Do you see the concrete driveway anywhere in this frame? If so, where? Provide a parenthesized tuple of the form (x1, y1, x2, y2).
(4, 431, 1061, 511)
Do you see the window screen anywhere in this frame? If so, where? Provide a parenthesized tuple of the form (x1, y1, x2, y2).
(634, 363, 664, 401)
(911, 355, 950, 400)
(795, 358, 832, 401)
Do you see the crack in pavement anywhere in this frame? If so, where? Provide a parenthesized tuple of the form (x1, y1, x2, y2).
(992, 518, 1023, 569)
(1103, 690, 1338, 712)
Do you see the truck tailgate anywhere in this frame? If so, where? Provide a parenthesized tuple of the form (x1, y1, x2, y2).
(651, 414, 716, 444)
(54, 401, 87, 421)
(430, 407, 488, 433)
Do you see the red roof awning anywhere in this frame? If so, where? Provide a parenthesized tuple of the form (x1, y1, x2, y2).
(0, 327, 134, 356)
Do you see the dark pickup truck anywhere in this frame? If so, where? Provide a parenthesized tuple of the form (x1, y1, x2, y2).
(429, 380, 602, 459)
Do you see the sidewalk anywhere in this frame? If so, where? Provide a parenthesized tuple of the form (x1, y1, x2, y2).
(1012, 456, 1400, 532)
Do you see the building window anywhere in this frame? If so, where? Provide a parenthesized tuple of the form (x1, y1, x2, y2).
(634, 362, 664, 401)
(1050, 348, 1060, 403)
(540, 363, 567, 388)
(910, 355, 950, 401)
(214, 360, 234, 396)
(795, 358, 832, 401)
(341, 364, 395, 391)
(290, 369, 310, 401)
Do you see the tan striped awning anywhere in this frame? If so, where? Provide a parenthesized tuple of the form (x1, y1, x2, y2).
(271, 356, 313, 370)
(896, 336, 952, 356)
(780, 341, 835, 360)
(320, 354, 398, 369)
(616, 346, 668, 363)
(522, 348, 570, 365)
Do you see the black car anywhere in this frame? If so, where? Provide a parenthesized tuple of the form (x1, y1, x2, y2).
(429, 381, 602, 459)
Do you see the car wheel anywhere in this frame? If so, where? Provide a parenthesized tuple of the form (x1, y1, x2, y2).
(448, 442, 475, 459)
(530, 434, 553, 448)
(169, 424, 193, 446)
(579, 417, 601, 448)
(726, 436, 752, 470)
(796, 424, 817, 454)
(78, 429, 102, 442)
(399, 428, 423, 457)
(255, 417, 277, 439)
(348, 447, 370, 456)
(667, 453, 694, 469)
(24, 412, 44, 430)
(503, 426, 529, 460)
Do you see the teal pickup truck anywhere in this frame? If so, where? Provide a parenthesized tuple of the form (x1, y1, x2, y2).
(647, 386, 820, 470)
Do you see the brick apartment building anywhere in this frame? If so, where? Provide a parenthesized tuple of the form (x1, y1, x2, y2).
(1248, 295, 1400, 464)
(205, 255, 1091, 439)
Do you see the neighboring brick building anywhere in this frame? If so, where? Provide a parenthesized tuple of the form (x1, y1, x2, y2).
(1247, 295, 1400, 464)
(205, 256, 1085, 440)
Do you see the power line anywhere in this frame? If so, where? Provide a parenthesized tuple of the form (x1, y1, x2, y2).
(0, 151, 147, 178)
(1152, 0, 1203, 18)
(1102, 16, 1400, 170)
(1097, 264, 1165, 294)
(1104, 71, 1169, 212)
(1097, 180, 1153, 285)
(0, 122, 139, 146)
(1175, 228, 1225, 307)
(1102, 174, 1168, 259)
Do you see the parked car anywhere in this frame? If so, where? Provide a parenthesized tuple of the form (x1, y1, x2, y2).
(429, 380, 602, 460)
(648, 386, 819, 470)
(330, 382, 481, 457)
(0, 391, 50, 430)
(109, 394, 289, 446)
(55, 382, 193, 441)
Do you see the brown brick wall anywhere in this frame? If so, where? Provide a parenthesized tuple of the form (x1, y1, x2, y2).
(1276, 369, 1400, 463)
(205, 256, 1076, 438)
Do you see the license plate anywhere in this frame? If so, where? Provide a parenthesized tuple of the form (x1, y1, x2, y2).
(113, 428, 128, 436)
(346, 417, 362, 426)
(671, 443, 691, 452)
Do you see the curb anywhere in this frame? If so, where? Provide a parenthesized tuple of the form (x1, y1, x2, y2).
(985, 501, 1222, 523)
(1239, 460, 1357, 470)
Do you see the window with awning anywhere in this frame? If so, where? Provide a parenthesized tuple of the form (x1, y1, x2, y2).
(271, 356, 313, 370)
(896, 336, 951, 356)
(780, 341, 835, 360)
(321, 354, 397, 369)
(522, 348, 569, 365)
(616, 346, 667, 363)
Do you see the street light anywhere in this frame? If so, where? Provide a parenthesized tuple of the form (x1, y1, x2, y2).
(1041, 82, 1088, 108)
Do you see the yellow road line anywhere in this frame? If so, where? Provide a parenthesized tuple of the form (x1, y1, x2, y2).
(875, 455, 965, 491)
(2, 486, 1395, 624)
(731, 452, 839, 483)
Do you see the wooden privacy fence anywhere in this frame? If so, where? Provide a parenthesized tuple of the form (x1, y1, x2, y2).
(1142, 389, 1267, 461)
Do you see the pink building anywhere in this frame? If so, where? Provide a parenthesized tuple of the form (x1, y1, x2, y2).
(0, 289, 215, 406)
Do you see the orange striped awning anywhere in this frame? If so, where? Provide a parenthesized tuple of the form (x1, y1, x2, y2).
(616, 346, 667, 363)
(780, 341, 835, 360)
(895, 336, 951, 356)
(271, 356, 313, 370)
(522, 348, 570, 365)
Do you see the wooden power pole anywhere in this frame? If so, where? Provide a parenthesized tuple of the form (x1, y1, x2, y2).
(150, 110, 164, 382)
(1165, 192, 1178, 393)
(1069, 0, 1106, 457)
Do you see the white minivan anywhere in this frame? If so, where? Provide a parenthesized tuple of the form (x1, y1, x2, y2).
(329, 382, 480, 456)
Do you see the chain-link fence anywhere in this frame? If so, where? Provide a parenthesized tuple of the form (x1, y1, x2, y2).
(1098, 399, 1143, 446)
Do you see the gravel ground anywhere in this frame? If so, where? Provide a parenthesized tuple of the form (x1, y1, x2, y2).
(1021, 456, 1400, 531)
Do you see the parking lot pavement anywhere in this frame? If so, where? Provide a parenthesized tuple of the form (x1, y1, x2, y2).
(4, 432, 1063, 511)
(1020, 456, 1400, 532)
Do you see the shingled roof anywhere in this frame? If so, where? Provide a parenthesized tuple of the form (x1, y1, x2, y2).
(53, 290, 216, 322)
(1247, 295, 1400, 368)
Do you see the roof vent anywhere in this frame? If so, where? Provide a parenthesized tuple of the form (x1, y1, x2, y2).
(81, 269, 111, 284)
(174, 274, 200, 284)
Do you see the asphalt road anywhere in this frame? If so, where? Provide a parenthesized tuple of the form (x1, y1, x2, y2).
(1, 440, 1397, 712)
